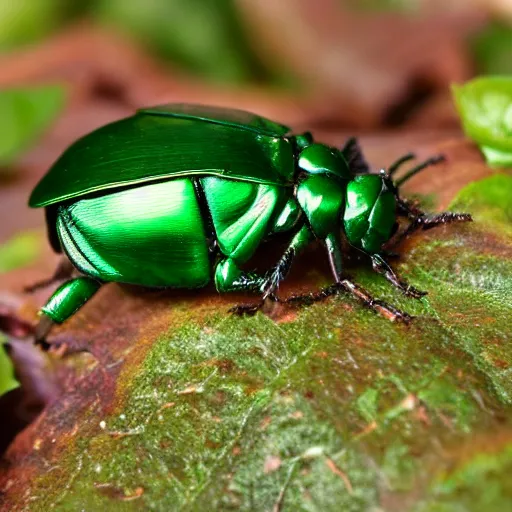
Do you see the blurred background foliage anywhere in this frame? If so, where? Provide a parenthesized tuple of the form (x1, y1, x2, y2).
(0, 0, 511, 86)
(0, 86, 64, 170)
(0, 0, 273, 85)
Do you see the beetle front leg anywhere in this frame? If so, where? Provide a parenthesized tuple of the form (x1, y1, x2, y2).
(285, 280, 412, 323)
(316, 231, 412, 322)
(412, 212, 473, 232)
(370, 254, 427, 298)
(338, 279, 412, 322)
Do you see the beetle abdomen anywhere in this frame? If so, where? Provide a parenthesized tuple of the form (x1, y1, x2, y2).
(56, 179, 211, 289)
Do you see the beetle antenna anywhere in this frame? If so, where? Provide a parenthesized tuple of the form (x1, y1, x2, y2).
(394, 155, 446, 187)
(388, 152, 415, 177)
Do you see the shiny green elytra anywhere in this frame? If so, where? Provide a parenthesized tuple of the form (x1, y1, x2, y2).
(29, 104, 472, 341)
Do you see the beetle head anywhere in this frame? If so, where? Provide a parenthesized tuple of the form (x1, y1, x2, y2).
(343, 171, 397, 253)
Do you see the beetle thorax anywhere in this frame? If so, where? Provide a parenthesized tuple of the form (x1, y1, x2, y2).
(294, 143, 350, 239)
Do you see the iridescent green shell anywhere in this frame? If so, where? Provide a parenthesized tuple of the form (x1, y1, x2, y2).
(141, 104, 290, 136)
(29, 104, 294, 208)
(343, 174, 396, 253)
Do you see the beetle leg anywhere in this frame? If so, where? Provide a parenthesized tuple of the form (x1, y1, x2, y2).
(35, 277, 101, 347)
(231, 237, 305, 315)
(286, 230, 411, 322)
(412, 212, 472, 232)
(285, 284, 341, 306)
(229, 301, 265, 316)
(371, 254, 427, 298)
(216, 259, 268, 315)
(285, 280, 411, 322)
(229, 225, 314, 316)
(338, 279, 412, 322)
(325, 231, 344, 281)
(392, 155, 445, 186)
(260, 225, 313, 300)
(24, 257, 75, 293)
(325, 232, 411, 321)
(34, 315, 55, 350)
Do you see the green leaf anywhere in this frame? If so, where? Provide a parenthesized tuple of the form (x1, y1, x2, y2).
(0, 336, 18, 397)
(452, 76, 512, 167)
(480, 145, 512, 168)
(0, 231, 41, 273)
(0, 85, 65, 168)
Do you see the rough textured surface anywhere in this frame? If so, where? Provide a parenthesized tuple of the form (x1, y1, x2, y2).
(0, 128, 511, 510)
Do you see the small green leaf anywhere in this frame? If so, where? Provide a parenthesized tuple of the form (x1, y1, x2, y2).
(0, 231, 41, 273)
(0, 336, 18, 397)
(0, 85, 65, 167)
(452, 76, 512, 167)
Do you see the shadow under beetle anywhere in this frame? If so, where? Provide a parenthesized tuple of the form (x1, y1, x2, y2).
(28, 104, 472, 344)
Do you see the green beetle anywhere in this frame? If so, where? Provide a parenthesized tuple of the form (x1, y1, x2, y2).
(28, 104, 471, 344)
